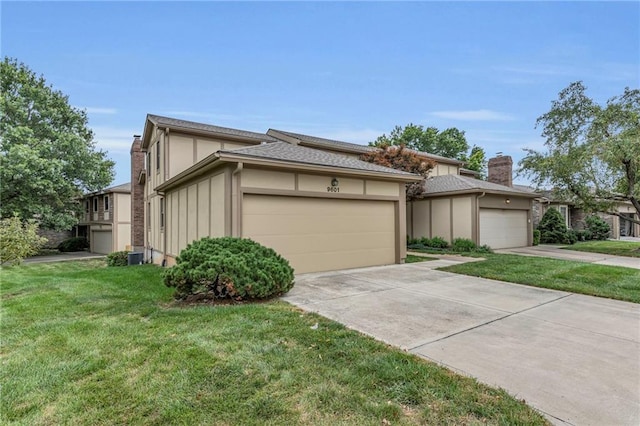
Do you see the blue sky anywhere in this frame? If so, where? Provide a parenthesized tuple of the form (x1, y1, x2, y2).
(2, 1, 638, 186)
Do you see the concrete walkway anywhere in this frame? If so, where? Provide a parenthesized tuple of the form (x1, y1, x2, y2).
(22, 251, 105, 264)
(497, 244, 640, 270)
(283, 261, 640, 425)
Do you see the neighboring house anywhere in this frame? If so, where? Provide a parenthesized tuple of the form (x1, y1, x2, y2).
(531, 192, 639, 239)
(132, 114, 538, 272)
(132, 115, 420, 273)
(77, 183, 132, 254)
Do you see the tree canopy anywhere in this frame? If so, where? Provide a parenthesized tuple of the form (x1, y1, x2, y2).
(360, 144, 435, 200)
(370, 123, 486, 176)
(1, 57, 114, 230)
(519, 82, 639, 224)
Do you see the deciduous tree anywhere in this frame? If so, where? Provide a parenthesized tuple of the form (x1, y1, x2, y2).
(370, 123, 486, 176)
(360, 144, 435, 200)
(1, 57, 114, 229)
(519, 82, 639, 224)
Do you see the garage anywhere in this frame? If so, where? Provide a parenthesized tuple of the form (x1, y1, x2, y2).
(480, 209, 528, 249)
(91, 230, 113, 254)
(243, 194, 396, 273)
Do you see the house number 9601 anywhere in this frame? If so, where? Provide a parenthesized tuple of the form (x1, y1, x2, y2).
(327, 186, 340, 193)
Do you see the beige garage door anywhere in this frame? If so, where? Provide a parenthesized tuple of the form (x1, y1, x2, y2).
(480, 209, 528, 249)
(243, 195, 396, 273)
(91, 231, 112, 254)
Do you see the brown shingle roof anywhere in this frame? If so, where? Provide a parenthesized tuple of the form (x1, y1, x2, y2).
(220, 142, 419, 177)
(147, 114, 278, 142)
(422, 175, 539, 197)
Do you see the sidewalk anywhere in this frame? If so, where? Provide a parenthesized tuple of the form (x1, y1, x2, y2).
(22, 251, 105, 264)
(496, 245, 640, 270)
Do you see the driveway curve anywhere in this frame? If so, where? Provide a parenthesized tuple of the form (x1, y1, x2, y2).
(283, 260, 640, 426)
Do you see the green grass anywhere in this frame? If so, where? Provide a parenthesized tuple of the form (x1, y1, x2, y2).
(1, 260, 547, 425)
(440, 254, 640, 303)
(563, 240, 640, 258)
(404, 254, 437, 263)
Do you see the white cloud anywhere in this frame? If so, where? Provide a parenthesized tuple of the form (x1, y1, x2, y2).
(429, 109, 515, 122)
(92, 126, 139, 153)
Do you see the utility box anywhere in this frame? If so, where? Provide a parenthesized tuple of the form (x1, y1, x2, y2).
(127, 252, 144, 266)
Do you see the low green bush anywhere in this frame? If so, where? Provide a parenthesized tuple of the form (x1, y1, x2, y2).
(58, 237, 89, 252)
(0, 215, 47, 265)
(585, 215, 610, 240)
(451, 238, 477, 252)
(574, 230, 592, 242)
(164, 237, 295, 302)
(418, 236, 449, 249)
(533, 229, 541, 246)
(107, 251, 130, 267)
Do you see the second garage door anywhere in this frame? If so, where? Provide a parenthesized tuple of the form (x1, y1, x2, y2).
(91, 230, 113, 254)
(242, 195, 396, 273)
(479, 209, 528, 249)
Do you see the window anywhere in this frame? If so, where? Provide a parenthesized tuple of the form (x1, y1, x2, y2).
(104, 195, 110, 211)
(159, 197, 165, 229)
(85, 201, 90, 213)
(146, 152, 151, 173)
(93, 198, 98, 212)
(147, 202, 151, 229)
(156, 141, 161, 171)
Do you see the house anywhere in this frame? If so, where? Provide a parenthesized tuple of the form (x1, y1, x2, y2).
(531, 192, 639, 239)
(131, 114, 537, 273)
(77, 182, 132, 254)
(131, 115, 421, 273)
(407, 155, 539, 249)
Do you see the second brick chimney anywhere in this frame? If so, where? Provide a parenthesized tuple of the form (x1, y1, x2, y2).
(487, 155, 513, 187)
(130, 135, 145, 251)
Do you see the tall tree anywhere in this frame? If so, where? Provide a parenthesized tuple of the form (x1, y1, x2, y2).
(1, 57, 114, 230)
(370, 123, 486, 176)
(360, 144, 435, 200)
(519, 81, 639, 224)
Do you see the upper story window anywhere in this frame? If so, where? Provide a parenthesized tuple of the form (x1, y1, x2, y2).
(93, 198, 98, 212)
(159, 197, 165, 229)
(85, 201, 90, 213)
(156, 141, 161, 171)
(104, 195, 110, 211)
(146, 152, 151, 173)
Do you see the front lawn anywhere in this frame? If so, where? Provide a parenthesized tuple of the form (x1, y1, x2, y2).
(439, 254, 640, 303)
(563, 240, 640, 258)
(1, 261, 547, 425)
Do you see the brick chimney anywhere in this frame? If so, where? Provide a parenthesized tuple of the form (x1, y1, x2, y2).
(130, 135, 145, 251)
(488, 155, 513, 187)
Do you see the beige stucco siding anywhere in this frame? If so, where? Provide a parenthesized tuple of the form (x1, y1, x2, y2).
(431, 198, 451, 242)
(116, 224, 131, 252)
(210, 173, 226, 237)
(366, 180, 400, 197)
(432, 164, 459, 176)
(165, 172, 227, 256)
(411, 200, 431, 238)
(196, 139, 222, 162)
(298, 174, 364, 194)
(116, 193, 130, 223)
(452, 197, 473, 239)
(242, 195, 396, 273)
(169, 135, 195, 179)
(243, 169, 295, 190)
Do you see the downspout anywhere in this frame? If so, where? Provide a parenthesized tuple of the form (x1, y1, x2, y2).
(476, 192, 486, 245)
(158, 190, 167, 267)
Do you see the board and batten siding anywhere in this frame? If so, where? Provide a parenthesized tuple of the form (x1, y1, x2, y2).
(408, 195, 474, 243)
(165, 172, 226, 257)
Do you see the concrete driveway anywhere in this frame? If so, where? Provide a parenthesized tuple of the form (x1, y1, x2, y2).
(283, 260, 640, 425)
(497, 244, 640, 270)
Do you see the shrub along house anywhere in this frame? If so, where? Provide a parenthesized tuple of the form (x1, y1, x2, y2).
(77, 182, 132, 254)
(131, 114, 537, 273)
